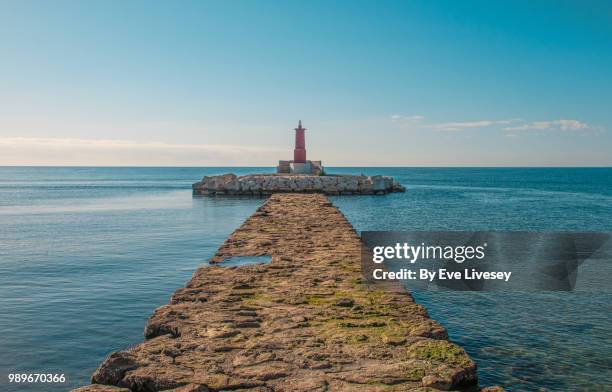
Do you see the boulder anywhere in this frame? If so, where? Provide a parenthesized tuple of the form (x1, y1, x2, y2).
(91, 352, 140, 386)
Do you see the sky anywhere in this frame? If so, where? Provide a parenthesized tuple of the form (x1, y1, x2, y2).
(1, 0, 611, 166)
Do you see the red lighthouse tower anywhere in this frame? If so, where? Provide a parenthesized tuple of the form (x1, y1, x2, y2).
(294, 120, 306, 163)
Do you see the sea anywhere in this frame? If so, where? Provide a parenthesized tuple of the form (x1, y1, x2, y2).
(0, 167, 610, 391)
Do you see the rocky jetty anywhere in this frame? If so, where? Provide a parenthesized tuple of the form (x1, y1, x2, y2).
(76, 194, 500, 392)
(192, 173, 405, 196)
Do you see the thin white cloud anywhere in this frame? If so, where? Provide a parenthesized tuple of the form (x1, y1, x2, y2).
(397, 117, 595, 133)
(424, 119, 520, 131)
(0, 137, 284, 166)
(390, 114, 425, 122)
(504, 119, 590, 132)
(0, 137, 280, 151)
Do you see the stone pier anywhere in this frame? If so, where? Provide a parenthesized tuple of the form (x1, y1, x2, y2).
(192, 173, 405, 196)
(74, 194, 498, 392)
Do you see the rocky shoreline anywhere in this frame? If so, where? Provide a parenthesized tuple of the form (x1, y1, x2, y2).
(192, 173, 405, 196)
(75, 194, 502, 392)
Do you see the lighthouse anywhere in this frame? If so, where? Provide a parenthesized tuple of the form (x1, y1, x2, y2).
(294, 120, 306, 163)
(277, 120, 324, 175)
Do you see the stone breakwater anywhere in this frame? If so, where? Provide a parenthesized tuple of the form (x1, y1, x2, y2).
(75, 194, 503, 392)
(192, 173, 405, 196)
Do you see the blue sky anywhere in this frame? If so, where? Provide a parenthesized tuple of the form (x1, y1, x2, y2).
(1, 0, 611, 166)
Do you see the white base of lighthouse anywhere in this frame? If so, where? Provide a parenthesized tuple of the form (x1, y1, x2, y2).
(277, 160, 323, 175)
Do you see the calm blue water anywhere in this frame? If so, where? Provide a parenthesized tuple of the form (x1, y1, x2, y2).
(1, 167, 611, 391)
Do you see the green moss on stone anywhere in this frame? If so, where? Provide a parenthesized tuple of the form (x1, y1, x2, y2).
(405, 366, 426, 381)
(407, 340, 473, 368)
